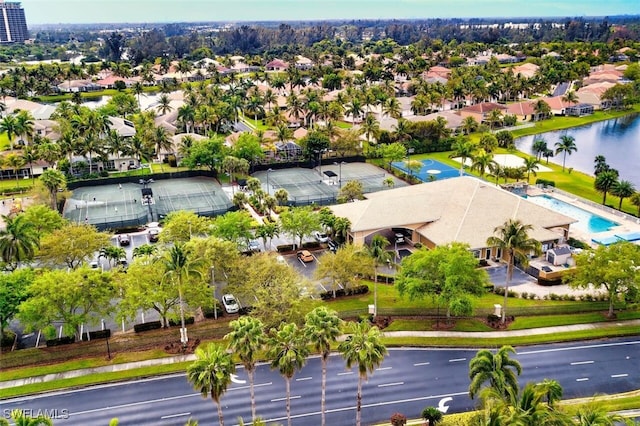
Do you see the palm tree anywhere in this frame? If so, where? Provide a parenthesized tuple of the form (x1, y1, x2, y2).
(304, 307, 342, 426)
(4, 153, 25, 186)
(14, 110, 35, 146)
(39, 169, 66, 211)
(532, 138, 547, 160)
(470, 149, 497, 178)
(574, 402, 627, 425)
(267, 322, 309, 426)
(364, 235, 393, 317)
(162, 244, 202, 346)
(133, 81, 144, 110)
(0, 214, 39, 270)
(611, 180, 636, 210)
(554, 135, 577, 172)
(225, 316, 265, 422)
(132, 244, 157, 258)
(486, 219, 541, 324)
(594, 170, 619, 205)
(157, 94, 173, 115)
(151, 126, 173, 160)
(186, 343, 235, 426)
(630, 192, 640, 217)
(593, 155, 609, 176)
(462, 116, 479, 135)
(468, 345, 522, 400)
(99, 245, 126, 267)
(338, 321, 387, 426)
(486, 108, 503, 130)
(0, 114, 18, 149)
(21, 145, 39, 184)
(523, 157, 541, 183)
(361, 113, 379, 145)
(421, 407, 443, 426)
(450, 137, 476, 177)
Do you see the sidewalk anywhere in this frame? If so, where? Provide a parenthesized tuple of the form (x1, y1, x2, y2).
(3, 319, 639, 391)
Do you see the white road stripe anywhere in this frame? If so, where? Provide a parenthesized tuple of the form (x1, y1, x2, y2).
(376, 367, 392, 371)
(160, 412, 190, 419)
(449, 358, 466, 362)
(271, 396, 301, 402)
(296, 377, 312, 381)
(576, 378, 589, 382)
(337, 372, 353, 376)
(519, 340, 640, 356)
(611, 374, 629, 378)
(570, 361, 594, 365)
(413, 362, 430, 366)
(378, 382, 404, 388)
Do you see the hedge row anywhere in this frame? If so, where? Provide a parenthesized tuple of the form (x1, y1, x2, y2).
(320, 285, 369, 300)
(133, 321, 162, 333)
(46, 336, 75, 347)
(81, 329, 111, 341)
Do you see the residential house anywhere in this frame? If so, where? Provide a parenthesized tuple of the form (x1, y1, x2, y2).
(459, 102, 508, 124)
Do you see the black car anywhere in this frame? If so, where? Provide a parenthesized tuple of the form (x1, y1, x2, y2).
(327, 240, 339, 253)
(148, 228, 160, 243)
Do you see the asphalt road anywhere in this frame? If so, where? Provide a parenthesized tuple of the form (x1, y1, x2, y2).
(3, 338, 638, 425)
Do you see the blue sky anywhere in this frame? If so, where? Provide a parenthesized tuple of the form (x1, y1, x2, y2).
(21, 0, 639, 25)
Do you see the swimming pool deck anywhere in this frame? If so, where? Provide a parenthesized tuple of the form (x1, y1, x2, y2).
(527, 187, 640, 247)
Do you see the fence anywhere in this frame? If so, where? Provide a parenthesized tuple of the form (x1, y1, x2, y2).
(548, 187, 640, 223)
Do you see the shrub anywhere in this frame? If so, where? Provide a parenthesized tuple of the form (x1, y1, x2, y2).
(390, 412, 407, 426)
(203, 305, 223, 318)
(168, 317, 195, 327)
(46, 336, 75, 347)
(134, 321, 162, 333)
(507, 290, 517, 298)
(81, 329, 111, 341)
(535, 178, 556, 187)
(277, 244, 295, 253)
(1, 331, 16, 348)
(549, 293, 561, 301)
(422, 406, 444, 425)
(302, 241, 320, 249)
(520, 292, 529, 299)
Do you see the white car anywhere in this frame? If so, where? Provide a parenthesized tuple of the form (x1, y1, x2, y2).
(314, 231, 329, 243)
(222, 294, 240, 314)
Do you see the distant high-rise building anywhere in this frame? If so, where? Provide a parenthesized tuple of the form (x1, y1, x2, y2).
(0, 1, 28, 43)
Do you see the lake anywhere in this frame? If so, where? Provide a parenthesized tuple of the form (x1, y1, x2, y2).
(515, 113, 640, 188)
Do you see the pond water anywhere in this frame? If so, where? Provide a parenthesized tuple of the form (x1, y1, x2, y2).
(515, 114, 640, 188)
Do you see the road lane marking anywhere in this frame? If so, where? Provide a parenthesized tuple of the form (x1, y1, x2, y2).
(337, 372, 353, 376)
(376, 367, 392, 371)
(519, 340, 640, 356)
(160, 412, 190, 419)
(378, 382, 404, 388)
(271, 396, 301, 402)
(296, 377, 312, 381)
(261, 391, 470, 423)
(413, 362, 430, 366)
(611, 374, 629, 378)
(576, 378, 589, 382)
(449, 358, 466, 363)
(570, 361, 594, 365)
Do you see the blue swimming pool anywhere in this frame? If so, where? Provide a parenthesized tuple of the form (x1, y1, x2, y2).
(525, 195, 618, 233)
(391, 159, 467, 182)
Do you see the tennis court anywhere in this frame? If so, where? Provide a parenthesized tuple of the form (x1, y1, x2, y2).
(63, 177, 232, 230)
(321, 162, 408, 192)
(253, 168, 338, 206)
(392, 159, 467, 182)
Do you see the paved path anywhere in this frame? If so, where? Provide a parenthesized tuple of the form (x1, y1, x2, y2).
(3, 319, 639, 390)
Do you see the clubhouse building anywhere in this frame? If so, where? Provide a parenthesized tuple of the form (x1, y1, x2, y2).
(329, 176, 576, 262)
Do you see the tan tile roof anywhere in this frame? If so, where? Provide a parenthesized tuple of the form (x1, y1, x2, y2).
(330, 177, 575, 249)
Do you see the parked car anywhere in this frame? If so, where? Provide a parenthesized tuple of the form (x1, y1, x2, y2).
(276, 255, 287, 264)
(327, 240, 339, 253)
(248, 240, 261, 252)
(297, 250, 314, 263)
(314, 231, 329, 243)
(148, 228, 160, 243)
(222, 294, 240, 314)
(117, 234, 130, 246)
(394, 233, 405, 244)
(117, 258, 128, 269)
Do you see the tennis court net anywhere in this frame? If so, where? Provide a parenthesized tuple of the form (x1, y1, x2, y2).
(157, 191, 216, 202)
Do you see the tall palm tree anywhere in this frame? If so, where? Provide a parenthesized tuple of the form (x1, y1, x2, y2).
(468, 345, 522, 400)
(303, 307, 342, 426)
(611, 180, 636, 210)
(151, 126, 173, 160)
(630, 192, 640, 217)
(486, 219, 541, 324)
(267, 322, 309, 426)
(162, 244, 202, 346)
(186, 343, 235, 426)
(338, 321, 387, 426)
(225, 316, 265, 422)
(21, 145, 39, 185)
(133, 81, 144, 110)
(4, 153, 25, 186)
(554, 135, 577, 172)
(594, 170, 619, 205)
(531, 138, 547, 160)
(361, 113, 379, 145)
(462, 116, 479, 135)
(0, 214, 39, 270)
(14, 110, 35, 146)
(365, 235, 393, 317)
(450, 137, 476, 177)
(157, 94, 173, 115)
(593, 155, 609, 176)
(99, 245, 126, 267)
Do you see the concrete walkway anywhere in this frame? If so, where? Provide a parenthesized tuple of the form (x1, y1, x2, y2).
(3, 319, 639, 391)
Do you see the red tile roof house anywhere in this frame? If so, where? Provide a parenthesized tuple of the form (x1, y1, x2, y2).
(543, 96, 577, 116)
(506, 101, 537, 122)
(265, 59, 289, 72)
(459, 102, 508, 124)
